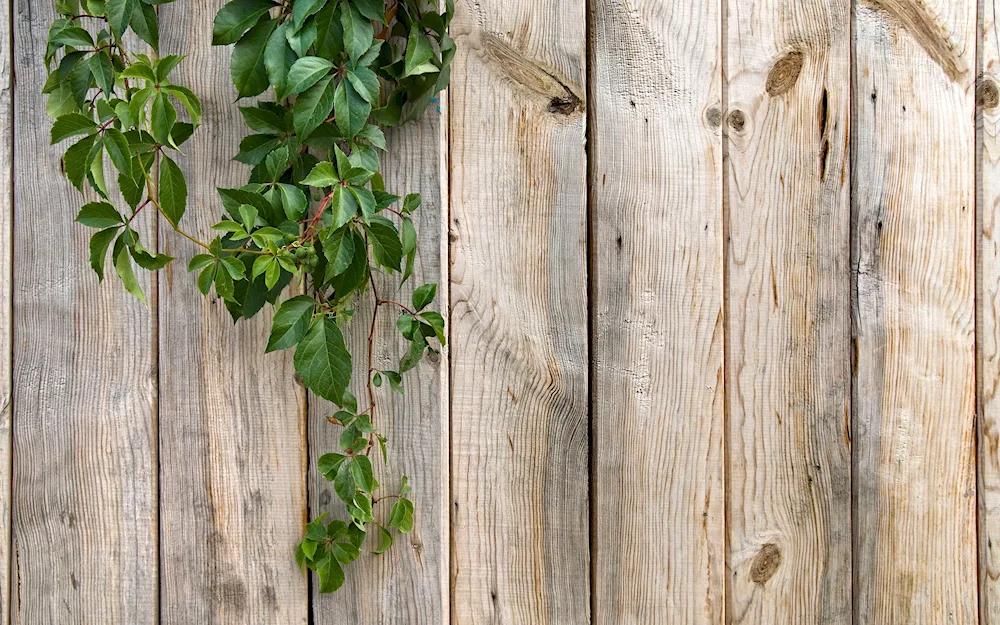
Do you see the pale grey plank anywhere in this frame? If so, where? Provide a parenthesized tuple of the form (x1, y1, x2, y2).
(854, 0, 977, 622)
(724, 0, 852, 622)
(450, 0, 590, 621)
(11, 2, 157, 623)
(156, 2, 308, 622)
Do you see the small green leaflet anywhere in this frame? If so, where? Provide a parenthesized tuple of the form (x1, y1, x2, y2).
(412, 283, 437, 311)
(366, 216, 402, 271)
(212, 0, 276, 45)
(51, 113, 96, 144)
(283, 56, 334, 97)
(293, 317, 352, 404)
(76, 202, 123, 229)
(159, 155, 187, 226)
(231, 18, 277, 98)
(266, 295, 316, 353)
(404, 29, 438, 77)
(333, 78, 370, 139)
(293, 76, 336, 138)
(106, 0, 137, 40)
(340, 4, 373, 65)
(89, 228, 118, 281)
(388, 498, 415, 534)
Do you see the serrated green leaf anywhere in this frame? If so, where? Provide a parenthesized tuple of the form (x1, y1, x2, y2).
(88, 52, 115, 96)
(341, 4, 373, 65)
(212, 0, 275, 45)
(89, 227, 118, 281)
(404, 28, 437, 77)
(267, 295, 316, 353)
(103, 127, 132, 175)
(372, 524, 393, 555)
(333, 77, 370, 139)
(301, 161, 338, 187)
(330, 185, 359, 230)
(285, 56, 334, 96)
(292, 0, 325, 28)
(317, 554, 345, 593)
(412, 283, 437, 311)
(150, 92, 176, 145)
(294, 316, 352, 404)
(231, 18, 277, 98)
(366, 216, 402, 271)
(130, 2, 159, 50)
(388, 498, 414, 533)
(346, 67, 379, 104)
(76, 201, 124, 229)
(349, 455, 377, 493)
(51, 113, 96, 144)
(158, 155, 187, 225)
(292, 75, 336, 138)
(321, 226, 354, 277)
(107, 0, 137, 40)
(113, 233, 146, 302)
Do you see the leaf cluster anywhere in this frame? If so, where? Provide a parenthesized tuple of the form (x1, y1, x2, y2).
(45, 0, 453, 595)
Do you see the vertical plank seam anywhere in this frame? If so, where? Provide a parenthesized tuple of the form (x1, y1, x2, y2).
(977, 0, 986, 620)
(151, 9, 161, 625)
(584, 0, 597, 621)
(446, 34, 455, 625)
(4, 0, 12, 622)
(720, 0, 731, 621)
(848, 0, 858, 622)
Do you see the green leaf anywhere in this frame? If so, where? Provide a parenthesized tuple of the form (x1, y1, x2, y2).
(412, 283, 437, 311)
(107, 0, 137, 40)
(292, 75, 336, 138)
(422, 310, 447, 345)
(301, 161, 339, 187)
(333, 77, 370, 139)
(267, 295, 316, 353)
(150, 92, 176, 145)
(330, 185, 359, 230)
(373, 525, 393, 555)
(331, 541, 361, 564)
(366, 216, 402, 271)
(349, 455, 377, 493)
(284, 56, 334, 96)
(130, 2, 159, 51)
(103, 128, 132, 175)
(88, 52, 115, 96)
(404, 28, 437, 77)
(239, 106, 284, 134)
(346, 67, 379, 105)
(317, 452, 347, 480)
(89, 228, 118, 280)
(188, 254, 216, 272)
(113, 233, 145, 302)
(353, 0, 385, 23)
(320, 226, 354, 277)
(263, 21, 294, 95)
(65, 135, 96, 190)
(356, 124, 386, 150)
(162, 85, 202, 127)
(317, 554, 345, 593)
(231, 18, 277, 98)
(158, 155, 187, 226)
(51, 113, 96, 144)
(294, 316, 352, 404)
(388, 498, 414, 534)
(334, 458, 356, 503)
(402, 193, 421, 214)
(340, 4, 373, 65)
(212, 0, 276, 45)
(292, 0, 325, 28)
(277, 183, 308, 220)
(76, 202, 123, 229)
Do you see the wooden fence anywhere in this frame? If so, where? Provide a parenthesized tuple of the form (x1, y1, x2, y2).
(1, 0, 998, 623)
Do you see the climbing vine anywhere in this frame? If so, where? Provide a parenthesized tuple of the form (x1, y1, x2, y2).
(44, 0, 453, 593)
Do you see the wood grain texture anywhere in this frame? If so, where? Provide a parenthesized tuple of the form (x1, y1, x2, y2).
(308, 101, 449, 624)
(11, 2, 158, 623)
(724, 1, 852, 622)
(854, 0, 978, 622)
(0, 0, 11, 620)
(589, 1, 724, 623)
(449, 0, 590, 622)
(981, 0, 1000, 619)
(156, 2, 308, 623)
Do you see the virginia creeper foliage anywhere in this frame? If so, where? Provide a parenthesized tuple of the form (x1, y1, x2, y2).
(44, 0, 453, 593)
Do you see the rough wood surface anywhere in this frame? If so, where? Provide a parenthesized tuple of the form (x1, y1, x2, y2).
(11, 2, 158, 623)
(589, 1, 725, 623)
(449, 0, 590, 622)
(724, 1, 852, 622)
(0, 0, 12, 622)
(308, 101, 449, 624)
(981, 0, 1000, 618)
(156, 2, 308, 623)
(854, 0, 978, 622)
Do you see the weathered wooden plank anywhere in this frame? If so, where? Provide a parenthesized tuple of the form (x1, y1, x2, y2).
(156, 2, 308, 623)
(0, 0, 12, 622)
(981, 0, 1000, 619)
(11, 2, 158, 623)
(724, 1, 852, 622)
(590, 1, 724, 623)
(308, 98, 449, 623)
(450, 0, 590, 621)
(854, 0, 977, 622)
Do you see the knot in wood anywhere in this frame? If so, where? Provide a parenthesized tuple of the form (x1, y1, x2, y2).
(750, 543, 782, 584)
(727, 109, 747, 133)
(705, 106, 722, 128)
(766, 50, 805, 97)
(979, 79, 1000, 110)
